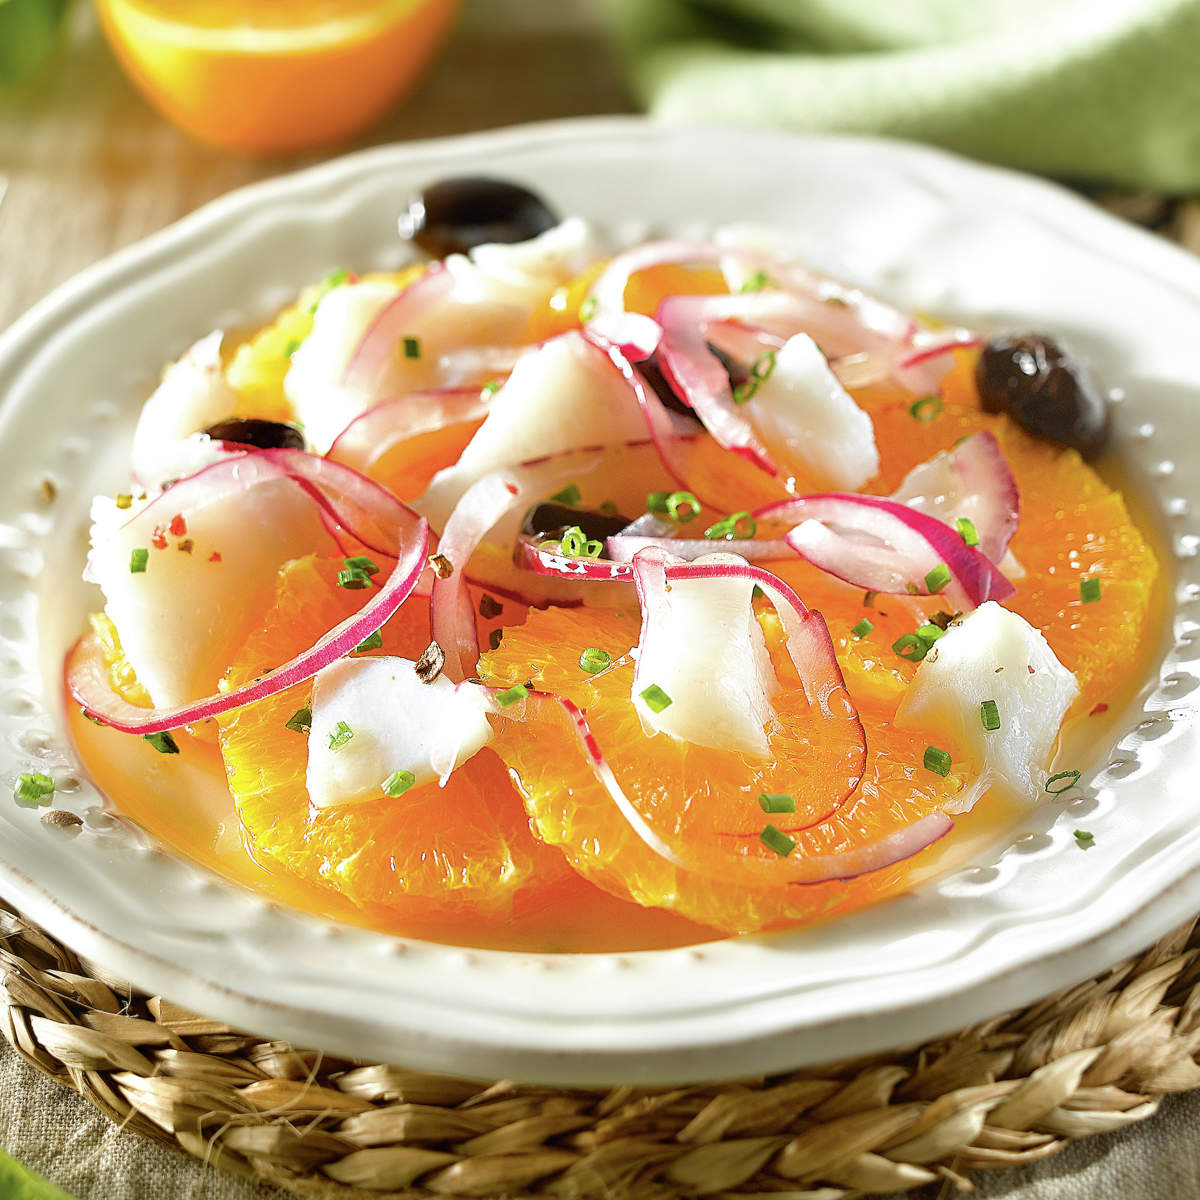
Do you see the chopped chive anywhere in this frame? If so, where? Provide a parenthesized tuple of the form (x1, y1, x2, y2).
(751, 585, 765, 600)
(892, 632, 928, 662)
(560, 526, 602, 559)
(924, 563, 952, 594)
(579, 647, 611, 674)
(1074, 829, 1095, 848)
(402, 336, 421, 360)
(703, 511, 756, 541)
(344, 556, 380, 575)
(646, 490, 670, 514)
(751, 350, 777, 382)
(481, 379, 504, 398)
(115, 493, 133, 510)
(285, 706, 312, 734)
(739, 269, 769, 294)
(956, 517, 980, 547)
(639, 683, 672, 713)
(283, 337, 301, 358)
(758, 793, 796, 814)
(732, 378, 760, 404)
(354, 630, 383, 654)
(666, 491, 700, 523)
(129, 548, 149, 574)
(579, 296, 599, 322)
(496, 683, 529, 707)
(1046, 769, 1081, 794)
(382, 769, 416, 798)
(336, 568, 371, 590)
(143, 731, 180, 755)
(923, 746, 952, 777)
(850, 618, 874, 639)
(600, 500, 619, 515)
(80, 707, 103, 725)
(14, 772, 55, 805)
(759, 824, 795, 857)
(550, 483, 581, 505)
(327, 721, 354, 750)
(915, 623, 944, 647)
(909, 394, 943, 422)
(980, 699, 1001, 731)
(322, 267, 349, 290)
(1080, 577, 1102, 604)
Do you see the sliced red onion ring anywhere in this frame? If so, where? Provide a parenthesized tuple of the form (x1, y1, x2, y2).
(761, 493, 1016, 610)
(890, 431, 1019, 565)
(70, 452, 429, 733)
(516, 536, 633, 582)
(325, 387, 487, 478)
(606, 534, 792, 564)
(896, 331, 984, 395)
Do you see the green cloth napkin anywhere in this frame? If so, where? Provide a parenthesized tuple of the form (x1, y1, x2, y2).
(0, 1148, 74, 1200)
(607, 0, 1200, 192)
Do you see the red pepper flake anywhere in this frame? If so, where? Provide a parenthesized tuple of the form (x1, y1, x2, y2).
(1090, 702, 1109, 717)
(504, 482, 519, 496)
(151, 525, 168, 550)
(169, 513, 188, 537)
(1028, 665, 1036, 674)
(208, 551, 223, 563)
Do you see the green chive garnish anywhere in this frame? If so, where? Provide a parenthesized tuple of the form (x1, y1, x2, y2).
(732, 378, 760, 404)
(956, 517, 980, 547)
(402, 336, 421, 360)
(14, 772, 54, 805)
(496, 683, 529, 707)
(751, 350, 777, 382)
(1046, 769, 1081, 794)
(639, 683, 672, 713)
(337, 569, 370, 590)
(892, 633, 928, 662)
(143, 731, 180, 755)
(283, 337, 301, 358)
(344, 556, 379, 574)
(382, 769, 416, 798)
(924, 563, 952, 594)
(560, 526, 602, 559)
(923, 746, 952, 777)
(550, 484, 581, 506)
(1074, 829, 1095, 848)
(285, 707, 312, 734)
(579, 647, 611, 674)
(758, 793, 796, 814)
(1080, 577, 1102, 604)
(909, 394, 943, 422)
(322, 268, 349, 290)
(354, 630, 383, 654)
(327, 721, 354, 750)
(579, 296, 599, 322)
(759, 824, 795, 857)
(646, 491, 670, 514)
(739, 269, 769, 294)
(980, 699, 1001, 731)
(129, 548, 149, 574)
(851, 618, 874, 639)
(666, 491, 700, 523)
(703, 512, 756, 541)
(481, 379, 504, 398)
(115, 493, 132, 510)
(915, 623, 944, 646)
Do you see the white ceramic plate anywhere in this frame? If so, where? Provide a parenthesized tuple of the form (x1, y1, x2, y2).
(1, 118, 1198, 1087)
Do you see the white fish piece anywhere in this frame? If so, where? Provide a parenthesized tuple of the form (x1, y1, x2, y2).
(87, 479, 328, 708)
(416, 332, 647, 531)
(632, 553, 776, 758)
(896, 601, 1080, 812)
(748, 333, 880, 491)
(306, 656, 494, 809)
(468, 217, 598, 305)
(130, 331, 239, 488)
(284, 280, 401, 452)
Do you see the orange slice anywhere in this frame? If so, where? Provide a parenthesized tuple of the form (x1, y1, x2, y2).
(95, 0, 461, 155)
(218, 553, 564, 919)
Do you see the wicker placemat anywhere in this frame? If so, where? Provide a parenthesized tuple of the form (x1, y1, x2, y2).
(4, 895, 1200, 1199)
(5, 189, 1198, 1200)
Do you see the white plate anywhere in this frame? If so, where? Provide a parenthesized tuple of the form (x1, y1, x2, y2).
(1, 118, 1197, 1087)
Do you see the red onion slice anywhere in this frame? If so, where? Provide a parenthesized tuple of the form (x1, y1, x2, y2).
(325, 387, 488, 478)
(606, 534, 793, 564)
(762, 493, 1016, 610)
(895, 331, 984, 395)
(890, 431, 1020, 566)
(70, 452, 430, 733)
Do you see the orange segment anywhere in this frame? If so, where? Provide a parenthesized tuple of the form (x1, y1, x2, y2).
(481, 606, 967, 933)
(95, 0, 461, 155)
(218, 554, 564, 919)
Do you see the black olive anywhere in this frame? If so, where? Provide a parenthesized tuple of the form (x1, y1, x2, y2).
(203, 418, 306, 451)
(975, 335, 1109, 459)
(521, 503, 633, 542)
(399, 178, 560, 259)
